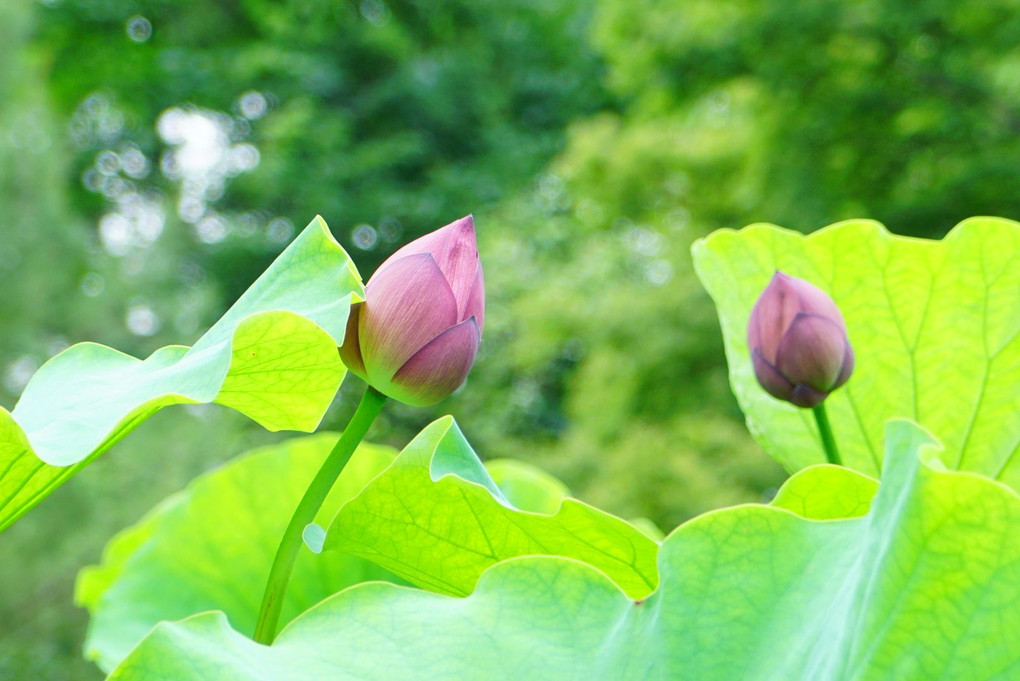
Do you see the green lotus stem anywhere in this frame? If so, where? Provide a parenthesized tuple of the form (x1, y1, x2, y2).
(254, 386, 387, 645)
(812, 403, 841, 466)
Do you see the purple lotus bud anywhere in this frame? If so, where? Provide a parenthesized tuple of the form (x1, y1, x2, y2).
(339, 215, 484, 406)
(747, 271, 854, 408)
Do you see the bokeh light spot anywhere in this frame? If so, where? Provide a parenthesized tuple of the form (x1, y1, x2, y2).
(126, 16, 152, 43)
(267, 217, 295, 244)
(352, 224, 378, 250)
(126, 302, 160, 336)
(80, 273, 105, 297)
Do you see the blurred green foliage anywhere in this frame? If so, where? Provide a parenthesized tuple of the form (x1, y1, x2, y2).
(38, 0, 607, 291)
(3, 0, 1020, 678)
(0, 2, 85, 381)
(589, 0, 1020, 237)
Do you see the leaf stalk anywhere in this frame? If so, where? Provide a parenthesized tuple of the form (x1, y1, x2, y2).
(812, 402, 841, 466)
(253, 385, 387, 644)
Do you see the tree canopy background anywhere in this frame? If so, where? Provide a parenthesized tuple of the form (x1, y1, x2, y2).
(3, 0, 1019, 677)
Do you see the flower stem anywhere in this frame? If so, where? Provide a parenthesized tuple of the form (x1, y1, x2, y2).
(253, 386, 387, 645)
(812, 402, 841, 466)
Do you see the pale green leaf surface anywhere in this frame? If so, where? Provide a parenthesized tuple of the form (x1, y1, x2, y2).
(0, 216, 363, 531)
(302, 523, 326, 554)
(628, 516, 666, 541)
(324, 416, 660, 599)
(109, 420, 1020, 680)
(771, 464, 878, 519)
(692, 218, 1020, 484)
(485, 457, 570, 514)
(77, 434, 398, 673)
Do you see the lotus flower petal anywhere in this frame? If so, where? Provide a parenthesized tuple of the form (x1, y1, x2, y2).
(359, 253, 458, 382)
(338, 303, 367, 380)
(375, 216, 480, 322)
(789, 383, 829, 408)
(751, 349, 795, 400)
(463, 264, 485, 332)
(834, 343, 855, 389)
(776, 313, 849, 392)
(749, 272, 803, 360)
(788, 275, 847, 332)
(389, 317, 481, 406)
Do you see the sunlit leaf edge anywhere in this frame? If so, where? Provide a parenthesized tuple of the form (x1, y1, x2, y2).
(323, 415, 662, 600)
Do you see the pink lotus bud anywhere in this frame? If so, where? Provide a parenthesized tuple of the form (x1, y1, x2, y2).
(340, 215, 484, 406)
(747, 271, 854, 408)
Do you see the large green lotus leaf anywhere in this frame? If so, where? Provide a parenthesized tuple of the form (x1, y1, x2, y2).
(691, 218, 1020, 484)
(108, 420, 1020, 680)
(0, 216, 363, 532)
(78, 433, 588, 673)
(76, 434, 399, 673)
(324, 416, 660, 599)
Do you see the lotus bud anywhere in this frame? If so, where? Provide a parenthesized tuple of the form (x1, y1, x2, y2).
(747, 271, 854, 408)
(340, 215, 484, 406)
